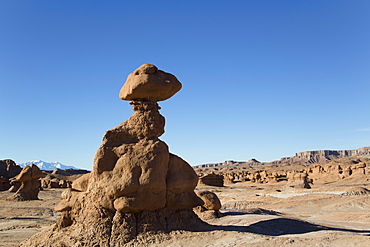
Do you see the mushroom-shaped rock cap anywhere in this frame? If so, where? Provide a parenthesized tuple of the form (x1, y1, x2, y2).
(13, 164, 43, 182)
(119, 64, 182, 101)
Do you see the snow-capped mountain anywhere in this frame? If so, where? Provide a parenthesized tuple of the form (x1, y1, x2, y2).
(17, 160, 81, 171)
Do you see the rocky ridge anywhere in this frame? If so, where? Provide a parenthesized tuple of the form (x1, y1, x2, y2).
(194, 147, 370, 169)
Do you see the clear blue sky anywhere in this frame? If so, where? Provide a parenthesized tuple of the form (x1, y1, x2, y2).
(1, 0, 369, 170)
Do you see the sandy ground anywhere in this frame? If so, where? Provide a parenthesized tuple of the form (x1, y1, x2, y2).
(1, 181, 370, 247)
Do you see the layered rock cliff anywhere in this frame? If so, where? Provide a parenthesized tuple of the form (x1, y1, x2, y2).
(272, 147, 370, 165)
(194, 147, 370, 169)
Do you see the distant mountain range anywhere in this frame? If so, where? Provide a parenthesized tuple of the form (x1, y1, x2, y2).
(17, 160, 82, 171)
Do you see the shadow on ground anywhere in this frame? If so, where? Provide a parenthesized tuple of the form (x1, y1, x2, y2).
(222, 208, 282, 216)
(206, 217, 370, 236)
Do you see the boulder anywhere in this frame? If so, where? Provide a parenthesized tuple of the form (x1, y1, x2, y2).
(195, 191, 221, 211)
(194, 191, 222, 220)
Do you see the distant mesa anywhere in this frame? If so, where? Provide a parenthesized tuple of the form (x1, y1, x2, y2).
(271, 147, 370, 165)
(194, 147, 370, 169)
(196, 160, 249, 169)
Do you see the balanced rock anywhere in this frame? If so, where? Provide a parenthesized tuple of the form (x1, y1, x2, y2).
(19, 64, 205, 247)
(119, 64, 182, 101)
(6, 164, 43, 201)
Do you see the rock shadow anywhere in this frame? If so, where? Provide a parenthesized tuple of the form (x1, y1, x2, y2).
(221, 208, 283, 216)
(203, 218, 370, 236)
(9, 217, 40, 220)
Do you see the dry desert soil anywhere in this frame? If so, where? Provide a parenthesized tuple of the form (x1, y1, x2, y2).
(1, 180, 370, 247)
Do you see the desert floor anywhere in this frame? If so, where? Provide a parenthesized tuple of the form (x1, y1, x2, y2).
(1, 180, 370, 247)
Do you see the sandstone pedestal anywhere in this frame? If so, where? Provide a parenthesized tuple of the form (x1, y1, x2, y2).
(18, 64, 206, 247)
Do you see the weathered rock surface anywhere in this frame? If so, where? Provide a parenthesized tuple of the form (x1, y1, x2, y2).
(6, 164, 43, 201)
(194, 157, 370, 189)
(18, 64, 205, 247)
(286, 171, 312, 189)
(8, 180, 21, 192)
(0, 159, 22, 178)
(119, 64, 182, 102)
(196, 191, 221, 211)
(40, 169, 90, 189)
(0, 159, 22, 191)
(198, 172, 224, 187)
(0, 176, 9, 191)
(194, 191, 222, 220)
(40, 175, 72, 189)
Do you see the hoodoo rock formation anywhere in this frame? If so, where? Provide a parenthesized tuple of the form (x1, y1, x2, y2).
(6, 164, 43, 201)
(0, 159, 22, 191)
(194, 157, 369, 188)
(19, 64, 205, 247)
(198, 172, 224, 187)
(285, 171, 312, 189)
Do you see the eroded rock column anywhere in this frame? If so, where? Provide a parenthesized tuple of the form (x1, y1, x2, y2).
(19, 64, 205, 247)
